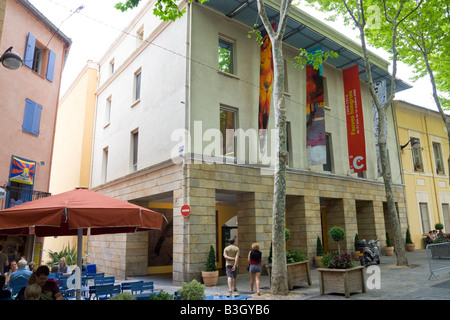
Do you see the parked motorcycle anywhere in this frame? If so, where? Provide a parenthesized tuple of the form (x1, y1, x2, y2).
(357, 235, 380, 267)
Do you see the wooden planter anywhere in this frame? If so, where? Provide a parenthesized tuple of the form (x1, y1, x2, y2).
(318, 266, 366, 298)
(287, 260, 311, 290)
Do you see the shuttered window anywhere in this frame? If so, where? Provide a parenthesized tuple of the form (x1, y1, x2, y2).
(22, 99, 42, 136)
(24, 32, 56, 82)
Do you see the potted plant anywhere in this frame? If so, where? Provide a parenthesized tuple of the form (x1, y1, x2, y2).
(317, 226, 366, 298)
(201, 245, 219, 286)
(353, 233, 360, 261)
(405, 228, 415, 252)
(178, 280, 206, 300)
(436, 223, 444, 237)
(314, 236, 324, 268)
(384, 232, 394, 256)
(286, 248, 311, 289)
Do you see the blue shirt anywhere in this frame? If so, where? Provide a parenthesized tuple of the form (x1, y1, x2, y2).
(9, 268, 32, 285)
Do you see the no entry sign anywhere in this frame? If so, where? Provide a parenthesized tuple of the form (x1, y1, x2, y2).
(181, 204, 191, 217)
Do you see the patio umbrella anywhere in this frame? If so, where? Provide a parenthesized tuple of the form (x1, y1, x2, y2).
(0, 187, 164, 299)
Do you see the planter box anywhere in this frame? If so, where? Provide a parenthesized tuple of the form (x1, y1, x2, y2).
(287, 260, 311, 290)
(317, 266, 366, 298)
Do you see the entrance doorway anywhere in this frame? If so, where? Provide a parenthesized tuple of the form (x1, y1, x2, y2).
(321, 206, 328, 252)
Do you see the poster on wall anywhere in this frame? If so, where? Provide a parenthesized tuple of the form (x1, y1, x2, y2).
(306, 64, 326, 166)
(343, 65, 366, 173)
(9, 155, 36, 185)
(373, 80, 387, 177)
(258, 23, 276, 157)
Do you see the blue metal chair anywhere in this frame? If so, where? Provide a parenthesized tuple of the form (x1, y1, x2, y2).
(94, 276, 115, 286)
(121, 281, 143, 293)
(9, 277, 29, 297)
(93, 284, 121, 300)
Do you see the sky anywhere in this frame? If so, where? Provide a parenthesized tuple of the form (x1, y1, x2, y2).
(28, 0, 440, 111)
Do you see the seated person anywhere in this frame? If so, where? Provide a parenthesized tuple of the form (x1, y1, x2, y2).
(0, 275, 12, 299)
(9, 260, 32, 291)
(425, 231, 434, 244)
(24, 283, 42, 300)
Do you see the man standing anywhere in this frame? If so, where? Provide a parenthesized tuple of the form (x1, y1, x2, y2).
(223, 238, 239, 293)
(0, 245, 8, 275)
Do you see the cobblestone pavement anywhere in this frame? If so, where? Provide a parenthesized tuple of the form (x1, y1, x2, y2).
(127, 249, 450, 300)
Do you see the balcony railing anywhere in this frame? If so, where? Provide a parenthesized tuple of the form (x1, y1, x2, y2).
(0, 185, 51, 210)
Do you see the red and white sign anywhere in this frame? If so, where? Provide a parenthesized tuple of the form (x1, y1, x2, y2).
(181, 204, 191, 217)
(343, 65, 366, 174)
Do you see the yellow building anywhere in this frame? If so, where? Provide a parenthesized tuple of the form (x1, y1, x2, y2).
(0, 0, 5, 42)
(43, 61, 98, 263)
(394, 100, 450, 248)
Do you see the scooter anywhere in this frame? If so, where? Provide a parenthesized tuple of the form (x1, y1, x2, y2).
(357, 235, 380, 267)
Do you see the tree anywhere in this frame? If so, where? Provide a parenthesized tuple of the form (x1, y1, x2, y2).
(307, 0, 426, 266)
(363, 0, 450, 182)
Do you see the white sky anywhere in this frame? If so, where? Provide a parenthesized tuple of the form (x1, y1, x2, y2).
(28, 0, 439, 111)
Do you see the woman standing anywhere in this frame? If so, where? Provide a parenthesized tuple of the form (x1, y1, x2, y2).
(248, 243, 262, 296)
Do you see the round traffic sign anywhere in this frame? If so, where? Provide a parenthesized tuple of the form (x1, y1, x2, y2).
(181, 204, 191, 217)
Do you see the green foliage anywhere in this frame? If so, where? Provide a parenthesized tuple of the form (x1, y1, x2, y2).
(45, 243, 80, 267)
(178, 280, 205, 300)
(354, 233, 359, 251)
(116, 0, 209, 22)
(405, 229, 413, 244)
(205, 245, 217, 272)
(292, 48, 339, 70)
(109, 292, 136, 300)
(149, 290, 173, 300)
(285, 228, 291, 242)
(286, 248, 307, 264)
(316, 236, 324, 256)
(386, 232, 392, 247)
(329, 226, 345, 242)
(320, 251, 338, 268)
(435, 223, 444, 231)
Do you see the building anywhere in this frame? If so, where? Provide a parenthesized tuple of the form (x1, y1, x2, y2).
(0, 0, 71, 265)
(42, 61, 98, 261)
(87, 0, 411, 284)
(394, 100, 450, 248)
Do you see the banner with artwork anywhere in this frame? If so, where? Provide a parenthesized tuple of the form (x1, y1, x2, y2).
(373, 80, 387, 176)
(343, 65, 366, 173)
(258, 23, 276, 157)
(306, 64, 326, 166)
(9, 155, 36, 185)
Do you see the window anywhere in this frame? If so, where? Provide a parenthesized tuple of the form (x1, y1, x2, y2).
(442, 204, 450, 232)
(220, 106, 236, 158)
(134, 69, 142, 101)
(24, 33, 56, 81)
(136, 25, 144, 47)
(433, 142, 445, 174)
(218, 38, 234, 73)
(22, 99, 42, 136)
(102, 147, 108, 184)
(105, 96, 112, 125)
(419, 202, 431, 234)
(286, 122, 292, 166)
(323, 133, 332, 172)
(131, 130, 139, 172)
(110, 59, 115, 75)
(411, 138, 423, 171)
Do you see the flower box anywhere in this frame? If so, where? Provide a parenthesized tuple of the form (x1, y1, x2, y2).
(317, 265, 366, 298)
(287, 260, 311, 290)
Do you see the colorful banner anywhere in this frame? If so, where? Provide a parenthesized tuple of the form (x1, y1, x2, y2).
(306, 65, 326, 166)
(258, 23, 276, 156)
(10, 156, 36, 185)
(343, 65, 366, 173)
(373, 80, 387, 177)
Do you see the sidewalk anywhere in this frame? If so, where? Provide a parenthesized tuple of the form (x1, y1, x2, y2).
(128, 249, 450, 300)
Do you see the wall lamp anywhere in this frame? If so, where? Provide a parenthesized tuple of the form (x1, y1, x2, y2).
(400, 138, 420, 151)
(0, 47, 23, 70)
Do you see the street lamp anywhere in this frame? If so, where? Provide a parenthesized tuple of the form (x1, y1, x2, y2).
(0, 46, 23, 70)
(400, 138, 420, 151)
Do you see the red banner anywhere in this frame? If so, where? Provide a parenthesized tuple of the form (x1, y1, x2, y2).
(343, 65, 366, 173)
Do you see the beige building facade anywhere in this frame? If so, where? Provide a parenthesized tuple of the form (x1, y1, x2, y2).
(88, 0, 410, 284)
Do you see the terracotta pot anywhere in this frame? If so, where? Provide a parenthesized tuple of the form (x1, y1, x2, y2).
(406, 243, 415, 252)
(314, 256, 324, 268)
(202, 270, 219, 286)
(352, 251, 360, 261)
(384, 246, 394, 256)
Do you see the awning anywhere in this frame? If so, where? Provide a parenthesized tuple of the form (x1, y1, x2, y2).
(203, 0, 412, 92)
